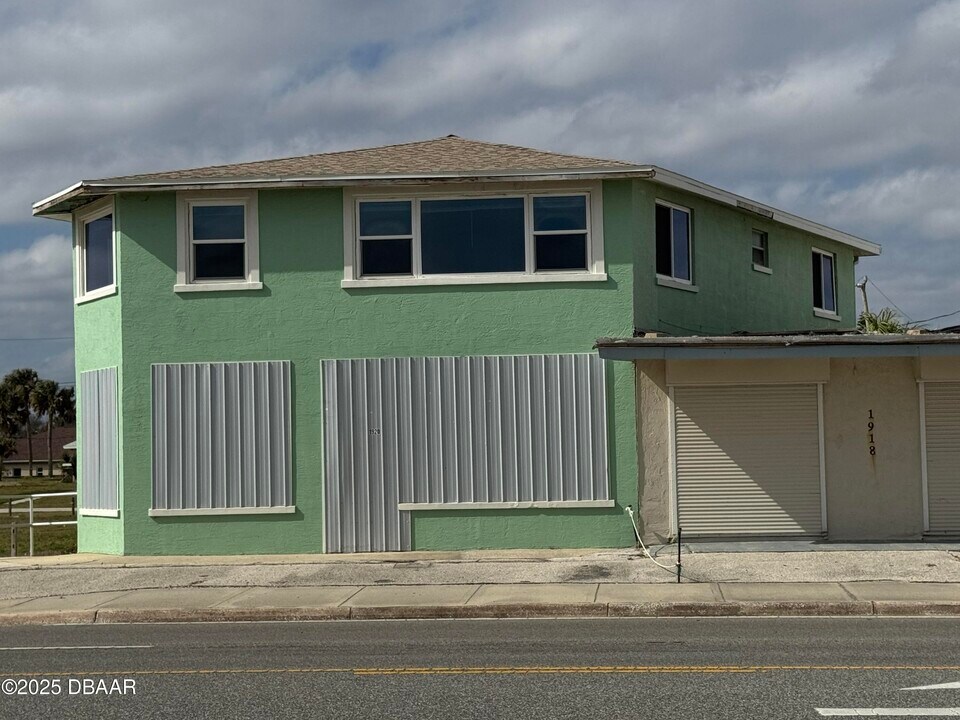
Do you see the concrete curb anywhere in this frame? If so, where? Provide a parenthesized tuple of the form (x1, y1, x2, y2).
(3, 600, 960, 625)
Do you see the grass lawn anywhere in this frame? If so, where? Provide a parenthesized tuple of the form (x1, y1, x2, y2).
(0, 478, 77, 556)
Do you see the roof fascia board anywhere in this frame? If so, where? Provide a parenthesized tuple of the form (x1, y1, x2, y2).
(33, 168, 654, 216)
(646, 166, 881, 256)
(598, 344, 960, 361)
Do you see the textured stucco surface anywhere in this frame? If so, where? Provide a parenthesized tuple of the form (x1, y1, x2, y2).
(71, 174, 865, 555)
(635, 360, 672, 543)
(823, 357, 924, 540)
(74, 218, 124, 555)
(103, 181, 638, 554)
(632, 181, 859, 335)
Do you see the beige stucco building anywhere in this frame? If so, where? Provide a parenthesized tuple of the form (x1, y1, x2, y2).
(597, 334, 960, 542)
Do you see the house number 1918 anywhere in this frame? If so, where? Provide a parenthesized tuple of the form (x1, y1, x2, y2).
(867, 409, 876, 456)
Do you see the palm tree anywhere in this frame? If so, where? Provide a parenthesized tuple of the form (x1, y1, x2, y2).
(30, 379, 59, 479)
(0, 383, 19, 480)
(53, 387, 75, 482)
(1, 369, 38, 477)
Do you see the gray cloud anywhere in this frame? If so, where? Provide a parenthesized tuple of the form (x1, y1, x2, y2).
(2, 0, 958, 378)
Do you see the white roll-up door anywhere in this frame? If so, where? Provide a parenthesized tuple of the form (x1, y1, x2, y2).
(923, 382, 960, 534)
(674, 384, 823, 537)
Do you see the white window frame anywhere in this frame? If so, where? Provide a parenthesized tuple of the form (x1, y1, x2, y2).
(341, 182, 606, 288)
(655, 199, 696, 291)
(812, 246, 839, 319)
(73, 197, 117, 304)
(752, 229, 771, 274)
(175, 190, 262, 292)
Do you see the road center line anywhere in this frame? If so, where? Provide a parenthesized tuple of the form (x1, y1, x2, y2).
(0, 645, 154, 651)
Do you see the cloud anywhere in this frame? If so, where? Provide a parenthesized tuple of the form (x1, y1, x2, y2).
(0, 233, 74, 380)
(1, 0, 959, 374)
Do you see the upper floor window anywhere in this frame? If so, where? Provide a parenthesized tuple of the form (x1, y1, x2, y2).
(752, 230, 769, 270)
(812, 248, 837, 315)
(343, 185, 605, 287)
(175, 191, 261, 292)
(655, 200, 692, 284)
(74, 197, 116, 303)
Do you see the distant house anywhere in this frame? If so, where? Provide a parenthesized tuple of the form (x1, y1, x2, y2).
(35, 135, 888, 555)
(2, 425, 76, 479)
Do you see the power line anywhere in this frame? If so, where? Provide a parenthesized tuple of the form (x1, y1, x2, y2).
(913, 308, 960, 325)
(867, 279, 911, 321)
(0, 336, 72, 342)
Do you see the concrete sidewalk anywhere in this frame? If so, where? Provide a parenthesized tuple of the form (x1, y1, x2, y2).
(2, 546, 960, 624)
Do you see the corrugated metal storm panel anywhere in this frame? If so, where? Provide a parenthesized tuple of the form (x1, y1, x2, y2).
(79, 367, 119, 511)
(924, 382, 960, 533)
(152, 361, 292, 511)
(674, 384, 822, 537)
(322, 353, 609, 553)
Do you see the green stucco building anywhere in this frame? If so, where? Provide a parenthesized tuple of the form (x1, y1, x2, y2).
(34, 136, 879, 555)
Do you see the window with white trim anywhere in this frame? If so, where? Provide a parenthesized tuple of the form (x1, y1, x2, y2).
(752, 229, 769, 269)
(344, 186, 603, 285)
(73, 198, 116, 302)
(655, 200, 692, 283)
(176, 191, 261, 292)
(812, 248, 837, 314)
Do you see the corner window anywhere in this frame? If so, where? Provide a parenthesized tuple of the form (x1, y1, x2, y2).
(812, 248, 837, 314)
(73, 197, 116, 303)
(176, 191, 261, 292)
(344, 185, 603, 286)
(752, 230, 769, 269)
(655, 201, 692, 283)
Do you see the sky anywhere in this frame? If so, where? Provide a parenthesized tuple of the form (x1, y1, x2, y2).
(1, 0, 958, 382)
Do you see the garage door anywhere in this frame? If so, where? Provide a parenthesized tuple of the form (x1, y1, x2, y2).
(674, 384, 823, 537)
(923, 382, 960, 534)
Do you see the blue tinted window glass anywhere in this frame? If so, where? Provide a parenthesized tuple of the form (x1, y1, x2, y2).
(84, 214, 113, 292)
(359, 201, 412, 237)
(361, 238, 412, 276)
(192, 205, 245, 240)
(421, 198, 524, 274)
(672, 208, 690, 281)
(822, 254, 836, 312)
(533, 195, 586, 231)
(194, 242, 245, 279)
(535, 233, 587, 271)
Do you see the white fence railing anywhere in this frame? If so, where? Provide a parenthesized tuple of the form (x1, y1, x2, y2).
(3, 491, 77, 557)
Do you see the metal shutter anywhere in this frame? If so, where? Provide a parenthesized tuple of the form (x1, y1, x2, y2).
(924, 382, 960, 534)
(79, 367, 119, 512)
(674, 384, 823, 536)
(151, 361, 292, 512)
(322, 354, 610, 553)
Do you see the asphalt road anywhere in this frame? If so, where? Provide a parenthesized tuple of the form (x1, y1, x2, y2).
(1, 618, 960, 719)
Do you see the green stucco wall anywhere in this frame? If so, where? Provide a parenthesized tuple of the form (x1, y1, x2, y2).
(74, 218, 124, 554)
(105, 181, 637, 554)
(70, 176, 864, 555)
(633, 182, 858, 335)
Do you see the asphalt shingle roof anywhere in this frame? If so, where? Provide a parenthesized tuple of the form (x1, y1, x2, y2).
(98, 135, 636, 183)
(8, 426, 76, 462)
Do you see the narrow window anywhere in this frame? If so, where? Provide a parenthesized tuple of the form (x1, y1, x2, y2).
(533, 195, 588, 271)
(74, 198, 116, 301)
(421, 197, 525, 274)
(191, 204, 246, 280)
(83, 213, 114, 292)
(655, 202, 692, 282)
(812, 249, 837, 313)
(358, 201, 413, 276)
(752, 230, 768, 268)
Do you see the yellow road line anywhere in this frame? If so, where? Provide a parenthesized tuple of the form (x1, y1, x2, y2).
(4, 665, 960, 678)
